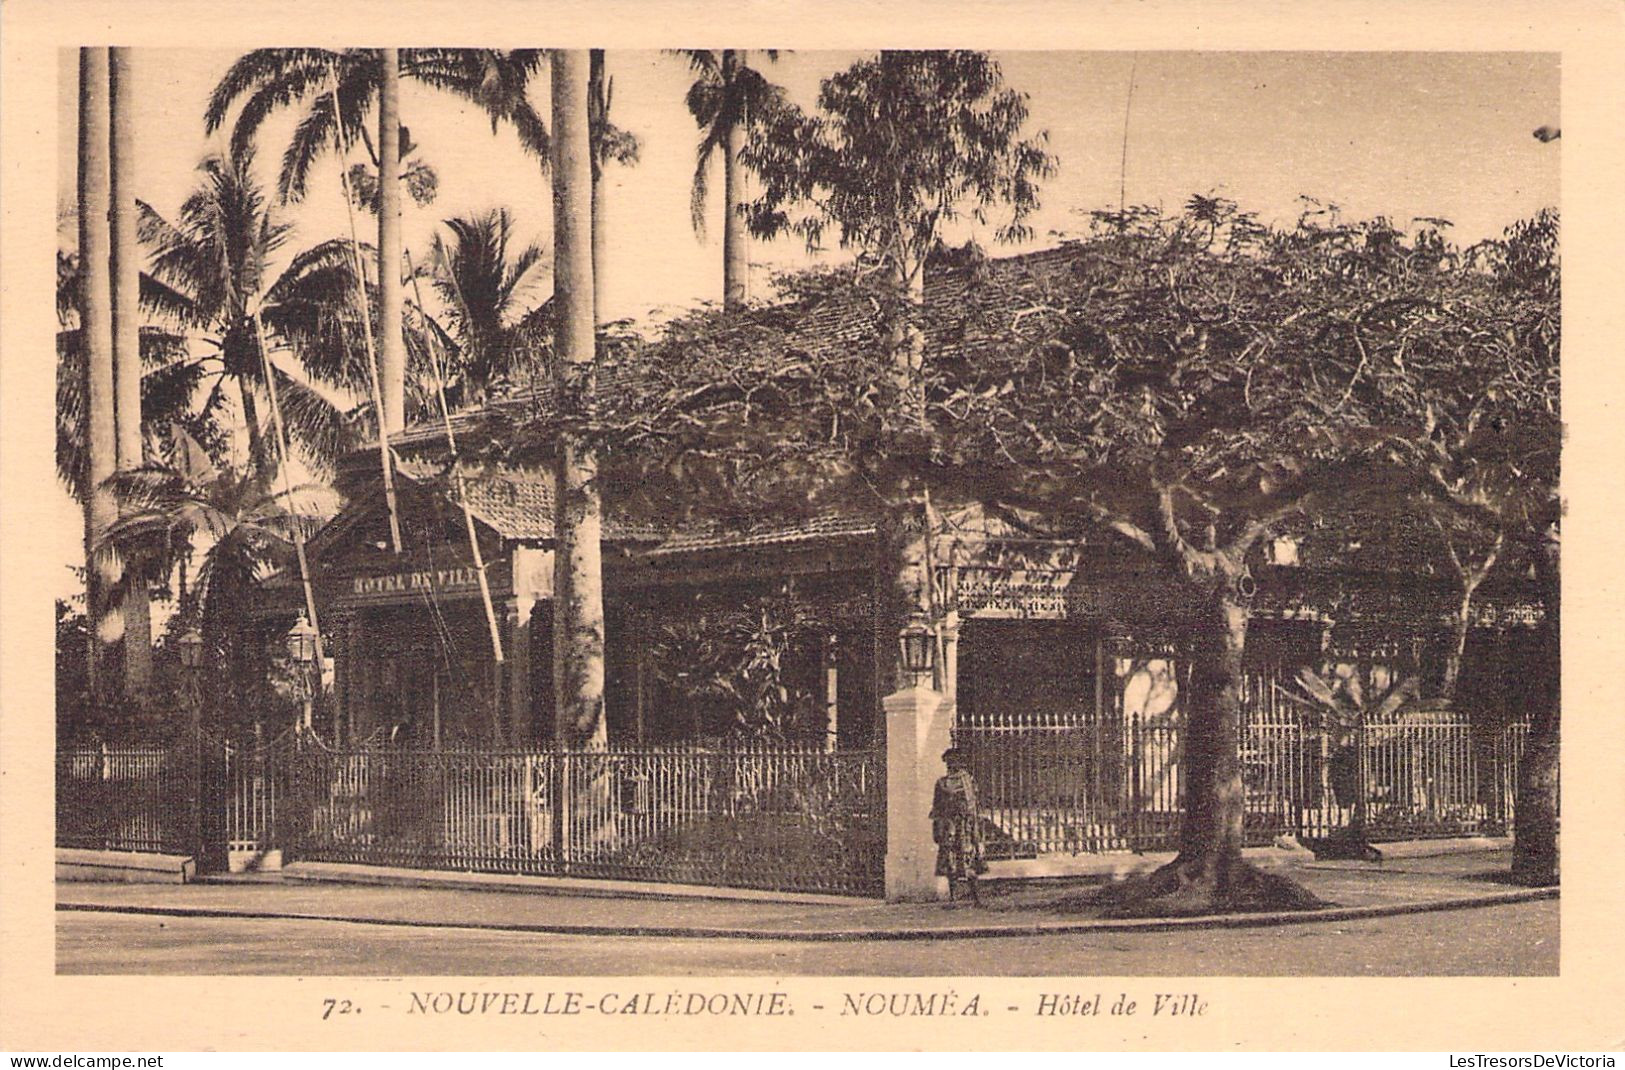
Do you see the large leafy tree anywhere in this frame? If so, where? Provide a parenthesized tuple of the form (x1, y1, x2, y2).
(547, 197, 1556, 915)
(739, 49, 1054, 688)
(899, 201, 1524, 912)
(1409, 210, 1560, 883)
(676, 49, 784, 308)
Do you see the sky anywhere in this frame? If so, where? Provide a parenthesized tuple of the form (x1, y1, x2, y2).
(53, 48, 1560, 597)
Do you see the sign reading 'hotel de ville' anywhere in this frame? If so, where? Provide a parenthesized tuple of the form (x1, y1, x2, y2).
(351, 565, 483, 598)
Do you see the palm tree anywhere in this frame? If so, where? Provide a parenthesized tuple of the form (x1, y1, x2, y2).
(136, 149, 408, 476)
(676, 49, 784, 309)
(96, 427, 342, 735)
(56, 246, 195, 499)
(417, 208, 549, 403)
(549, 50, 606, 751)
(204, 48, 553, 433)
(77, 47, 118, 693)
(204, 49, 550, 204)
(109, 46, 153, 694)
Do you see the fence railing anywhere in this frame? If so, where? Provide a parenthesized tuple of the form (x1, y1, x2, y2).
(58, 709, 1539, 885)
(57, 742, 199, 855)
(276, 741, 886, 896)
(955, 710, 1534, 859)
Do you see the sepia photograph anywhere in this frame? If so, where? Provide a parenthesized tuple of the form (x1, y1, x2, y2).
(5, 0, 1621, 1054)
(44, 42, 1563, 978)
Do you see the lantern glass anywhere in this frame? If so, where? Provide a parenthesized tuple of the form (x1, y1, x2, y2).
(285, 615, 318, 666)
(898, 611, 935, 675)
(178, 628, 203, 670)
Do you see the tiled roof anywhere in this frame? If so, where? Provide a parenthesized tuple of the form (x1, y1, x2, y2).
(639, 513, 877, 557)
(390, 458, 874, 552)
(397, 460, 557, 541)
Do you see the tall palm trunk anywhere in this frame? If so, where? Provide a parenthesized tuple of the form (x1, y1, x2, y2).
(78, 47, 118, 698)
(589, 50, 607, 318)
(550, 50, 605, 749)
(721, 49, 748, 309)
(377, 48, 405, 434)
(109, 47, 151, 698)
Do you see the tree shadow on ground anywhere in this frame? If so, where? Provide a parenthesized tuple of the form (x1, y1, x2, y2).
(967, 858, 1333, 918)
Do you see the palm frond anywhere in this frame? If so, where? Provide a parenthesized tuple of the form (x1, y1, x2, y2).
(204, 48, 339, 134)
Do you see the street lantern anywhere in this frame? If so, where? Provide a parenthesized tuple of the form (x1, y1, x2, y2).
(285, 614, 320, 667)
(178, 627, 205, 738)
(178, 628, 204, 670)
(284, 614, 320, 733)
(898, 608, 935, 678)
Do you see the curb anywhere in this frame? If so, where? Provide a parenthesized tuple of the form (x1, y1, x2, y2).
(56, 885, 1557, 943)
(274, 861, 874, 907)
(55, 848, 196, 885)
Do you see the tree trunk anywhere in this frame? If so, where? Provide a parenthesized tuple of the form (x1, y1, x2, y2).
(891, 257, 927, 427)
(550, 49, 606, 751)
(589, 50, 607, 320)
(377, 47, 405, 435)
(1098, 581, 1326, 916)
(78, 47, 119, 699)
(1439, 589, 1474, 702)
(1179, 593, 1249, 860)
(1512, 529, 1559, 885)
(721, 49, 748, 310)
(109, 46, 151, 699)
(878, 257, 931, 696)
(238, 381, 268, 478)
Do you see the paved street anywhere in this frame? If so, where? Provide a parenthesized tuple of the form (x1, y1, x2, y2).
(57, 897, 1556, 976)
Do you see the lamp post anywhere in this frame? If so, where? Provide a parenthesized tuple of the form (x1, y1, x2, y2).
(884, 604, 951, 901)
(285, 614, 319, 734)
(177, 626, 205, 872)
(178, 627, 204, 736)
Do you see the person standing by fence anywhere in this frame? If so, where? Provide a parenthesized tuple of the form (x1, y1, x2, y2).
(931, 747, 988, 905)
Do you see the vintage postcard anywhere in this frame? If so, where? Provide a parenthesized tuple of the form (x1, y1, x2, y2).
(2, 0, 1622, 1054)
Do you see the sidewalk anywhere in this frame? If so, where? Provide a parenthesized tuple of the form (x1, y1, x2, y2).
(55, 849, 1555, 940)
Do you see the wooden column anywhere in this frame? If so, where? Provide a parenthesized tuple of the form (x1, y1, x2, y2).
(507, 597, 534, 745)
(824, 633, 840, 751)
(349, 611, 370, 743)
(939, 610, 961, 706)
(329, 610, 349, 745)
(627, 610, 647, 744)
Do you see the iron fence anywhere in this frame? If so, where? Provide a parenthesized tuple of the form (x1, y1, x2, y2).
(56, 741, 199, 855)
(225, 739, 282, 858)
(276, 740, 886, 896)
(57, 704, 1540, 885)
(955, 705, 1534, 859)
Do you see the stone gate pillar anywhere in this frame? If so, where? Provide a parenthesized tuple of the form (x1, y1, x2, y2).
(884, 683, 955, 901)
